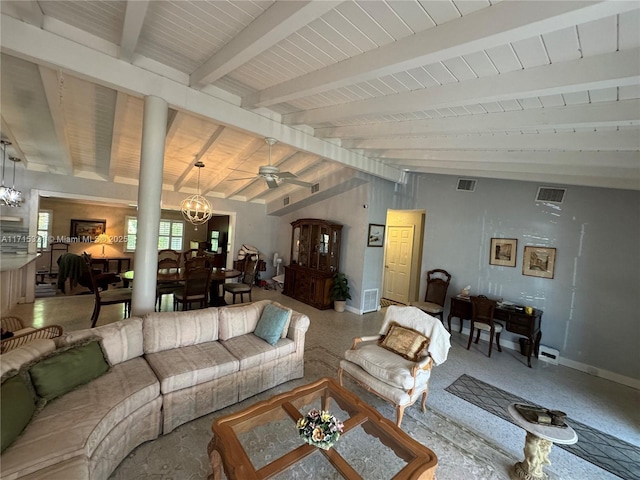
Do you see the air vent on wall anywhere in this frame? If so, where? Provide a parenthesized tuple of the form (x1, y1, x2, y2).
(456, 178, 477, 192)
(536, 187, 566, 204)
(362, 289, 379, 313)
(283, 196, 289, 206)
(311, 183, 320, 193)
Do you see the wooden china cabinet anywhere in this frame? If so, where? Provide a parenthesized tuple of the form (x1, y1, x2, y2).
(283, 219, 342, 310)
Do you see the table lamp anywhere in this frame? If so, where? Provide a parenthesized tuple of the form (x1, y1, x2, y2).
(94, 233, 112, 257)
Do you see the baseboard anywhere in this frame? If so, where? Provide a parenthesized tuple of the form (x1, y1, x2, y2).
(458, 325, 640, 390)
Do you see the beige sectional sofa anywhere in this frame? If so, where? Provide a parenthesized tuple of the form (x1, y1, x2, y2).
(0, 300, 310, 480)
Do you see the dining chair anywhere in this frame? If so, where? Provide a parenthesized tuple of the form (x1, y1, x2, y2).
(182, 248, 203, 265)
(173, 264, 212, 311)
(156, 256, 181, 310)
(223, 257, 258, 304)
(158, 249, 181, 266)
(467, 295, 503, 357)
(83, 254, 131, 328)
(412, 269, 451, 328)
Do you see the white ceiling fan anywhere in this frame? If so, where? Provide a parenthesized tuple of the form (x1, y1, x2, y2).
(230, 138, 313, 189)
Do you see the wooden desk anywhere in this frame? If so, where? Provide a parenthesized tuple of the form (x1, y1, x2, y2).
(448, 296, 543, 367)
(122, 268, 241, 307)
(208, 377, 437, 480)
(91, 256, 131, 273)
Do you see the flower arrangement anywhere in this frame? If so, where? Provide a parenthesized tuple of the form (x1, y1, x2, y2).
(296, 409, 344, 450)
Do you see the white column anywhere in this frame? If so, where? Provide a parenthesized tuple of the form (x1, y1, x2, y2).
(131, 95, 167, 316)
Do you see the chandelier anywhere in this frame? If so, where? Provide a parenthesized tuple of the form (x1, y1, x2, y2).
(0, 140, 22, 207)
(180, 161, 211, 230)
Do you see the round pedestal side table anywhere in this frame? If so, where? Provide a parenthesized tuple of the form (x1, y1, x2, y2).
(507, 403, 578, 480)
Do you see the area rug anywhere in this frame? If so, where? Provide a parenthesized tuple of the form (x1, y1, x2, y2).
(380, 298, 406, 308)
(110, 347, 515, 479)
(445, 374, 639, 480)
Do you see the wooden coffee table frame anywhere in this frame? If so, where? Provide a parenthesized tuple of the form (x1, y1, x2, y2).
(208, 377, 437, 480)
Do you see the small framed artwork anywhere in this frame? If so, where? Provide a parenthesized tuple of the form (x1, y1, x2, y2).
(522, 246, 556, 279)
(367, 224, 385, 247)
(489, 238, 518, 267)
(70, 219, 106, 239)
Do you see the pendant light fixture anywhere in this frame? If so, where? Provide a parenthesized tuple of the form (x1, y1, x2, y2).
(180, 161, 212, 230)
(1, 140, 13, 206)
(7, 156, 23, 207)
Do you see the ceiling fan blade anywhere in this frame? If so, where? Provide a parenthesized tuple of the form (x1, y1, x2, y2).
(283, 178, 313, 187)
(265, 177, 279, 189)
(276, 171, 297, 179)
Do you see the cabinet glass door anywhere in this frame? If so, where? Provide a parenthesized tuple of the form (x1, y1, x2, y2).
(292, 227, 300, 264)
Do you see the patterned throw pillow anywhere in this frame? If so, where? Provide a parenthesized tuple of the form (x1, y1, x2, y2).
(379, 321, 430, 362)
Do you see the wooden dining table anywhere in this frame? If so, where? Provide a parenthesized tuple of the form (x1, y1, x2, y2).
(122, 268, 242, 307)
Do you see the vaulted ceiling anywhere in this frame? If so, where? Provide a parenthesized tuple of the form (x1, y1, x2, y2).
(1, 0, 639, 204)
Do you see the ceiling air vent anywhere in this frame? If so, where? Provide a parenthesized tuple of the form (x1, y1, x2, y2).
(311, 183, 320, 193)
(283, 196, 290, 206)
(456, 178, 476, 192)
(536, 187, 566, 204)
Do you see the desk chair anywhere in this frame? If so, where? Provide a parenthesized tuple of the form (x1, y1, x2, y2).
(223, 257, 257, 304)
(467, 295, 503, 357)
(156, 256, 181, 310)
(84, 255, 131, 328)
(412, 269, 451, 328)
(173, 264, 211, 311)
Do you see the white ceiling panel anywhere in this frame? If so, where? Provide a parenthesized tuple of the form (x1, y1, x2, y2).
(0, 0, 638, 198)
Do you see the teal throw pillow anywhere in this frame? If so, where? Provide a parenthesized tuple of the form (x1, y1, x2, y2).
(29, 340, 109, 402)
(254, 304, 290, 346)
(1, 373, 37, 453)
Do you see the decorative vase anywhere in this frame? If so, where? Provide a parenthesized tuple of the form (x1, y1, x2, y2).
(334, 300, 346, 312)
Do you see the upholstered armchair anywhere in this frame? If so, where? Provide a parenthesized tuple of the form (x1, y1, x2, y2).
(338, 306, 451, 427)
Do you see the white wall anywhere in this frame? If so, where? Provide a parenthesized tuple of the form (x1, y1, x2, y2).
(414, 173, 640, 382)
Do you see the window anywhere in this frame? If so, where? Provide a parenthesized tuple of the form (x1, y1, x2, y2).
(210, 230, 219, 252)
(125, 216, 184, 252)
(37, 210, 52, 250)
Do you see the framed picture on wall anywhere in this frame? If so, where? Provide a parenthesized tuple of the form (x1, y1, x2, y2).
(522, 246, 556, 279)
(489, 238, 518, 267)
(70, 219, 106, 239)
(367, 224, 385, 247)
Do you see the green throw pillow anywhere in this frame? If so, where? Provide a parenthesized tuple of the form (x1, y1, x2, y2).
(29, 340, 109, 402)
(254, 304, 290, 346)
(1, 373, 37, 453)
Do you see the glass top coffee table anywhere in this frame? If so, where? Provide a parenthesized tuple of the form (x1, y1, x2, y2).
(208, 377, 437, 479)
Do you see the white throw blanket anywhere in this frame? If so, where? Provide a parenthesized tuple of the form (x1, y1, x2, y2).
(379, 306, 451, 365)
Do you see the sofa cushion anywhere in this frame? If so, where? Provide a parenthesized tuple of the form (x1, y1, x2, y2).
(144, 341, 239, 394)
(221, 334, 295, 370)
(0, 339, 57, 377)
(272, 301, 293, 339)
(56, 317, 144, 365)
(0, 357, 159, 479)
(29, 340, 110, 402)
(218, 300, 269, 341)
(254, 303, 291, 345)
(1, 372, 37, 453)
(143, 308, 219, 353)
(344, 344, 431, 390)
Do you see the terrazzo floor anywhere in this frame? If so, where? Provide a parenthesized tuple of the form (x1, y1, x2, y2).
(6, 286, 639, 479)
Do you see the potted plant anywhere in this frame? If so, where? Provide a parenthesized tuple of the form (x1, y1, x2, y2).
(331, 272, 351, 312)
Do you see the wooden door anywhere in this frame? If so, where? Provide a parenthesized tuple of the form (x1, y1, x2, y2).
(382, 226, 414, 304)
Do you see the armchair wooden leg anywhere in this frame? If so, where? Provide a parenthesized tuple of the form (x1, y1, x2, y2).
(421, 390, 428, 412)
(396, 405, 406, 427)
(496, 332, 502, 352)
(466, 324, 474, 350)
(474, 329, 481, 344)
(91, 304, 100, 328)
(337, 367, 344, 386)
